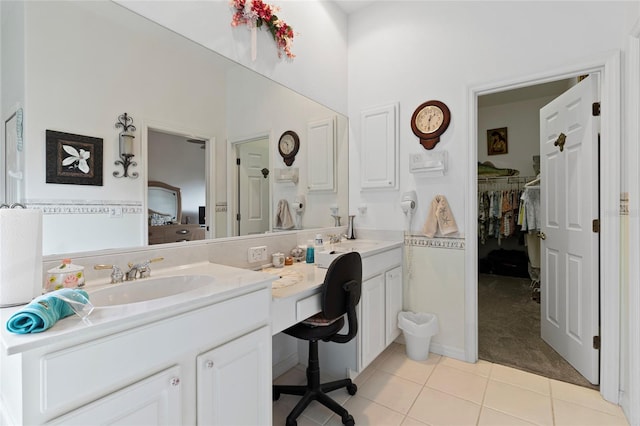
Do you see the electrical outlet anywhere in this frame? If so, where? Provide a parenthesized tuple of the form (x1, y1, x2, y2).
(248, 246, 268, 263)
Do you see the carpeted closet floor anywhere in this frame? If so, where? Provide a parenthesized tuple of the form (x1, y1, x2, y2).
(478, 273, 597, 389)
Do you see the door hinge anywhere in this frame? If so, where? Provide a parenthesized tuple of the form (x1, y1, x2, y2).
(236, 158, 241, 165)
(593, 335, 601, 350)
(236, 213, 241, 221)
(592, 102, 601, 116)
(592, 219, 600, 233)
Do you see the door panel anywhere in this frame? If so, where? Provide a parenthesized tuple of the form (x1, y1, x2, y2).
(540, 76, 599, 384)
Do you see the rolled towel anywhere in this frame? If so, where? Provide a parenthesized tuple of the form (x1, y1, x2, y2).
(423, 195, 458, 237)
(6, 288, 90, 334)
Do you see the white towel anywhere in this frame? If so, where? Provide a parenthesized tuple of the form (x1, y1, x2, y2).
(275, 199, 295, 230)
(422, 195, 458, 238)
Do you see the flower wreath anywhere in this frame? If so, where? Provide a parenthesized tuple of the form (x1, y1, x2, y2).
(230, 0, 295, 59)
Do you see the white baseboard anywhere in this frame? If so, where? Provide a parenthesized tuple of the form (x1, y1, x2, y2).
(394, 334, 466, 362)
(272, 352, 298, 379)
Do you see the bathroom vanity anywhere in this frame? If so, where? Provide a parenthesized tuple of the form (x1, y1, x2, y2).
(0, 264, 274, 425)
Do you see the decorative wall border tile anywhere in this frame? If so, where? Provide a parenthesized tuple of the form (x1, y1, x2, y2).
(25, 199, 143, 215)
(404, 234, 465, 250)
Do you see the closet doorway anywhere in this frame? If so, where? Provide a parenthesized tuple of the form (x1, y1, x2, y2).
(476, 78, 598, 389)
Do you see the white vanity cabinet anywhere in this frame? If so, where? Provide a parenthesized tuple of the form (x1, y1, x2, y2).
(319, 245, 402, 377)
(1, 286, 271, 426)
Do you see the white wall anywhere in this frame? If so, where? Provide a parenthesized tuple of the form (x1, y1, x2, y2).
(116, 0, 349, 116)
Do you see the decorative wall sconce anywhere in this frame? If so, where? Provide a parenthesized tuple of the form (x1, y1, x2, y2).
(114, 112, 138, 178)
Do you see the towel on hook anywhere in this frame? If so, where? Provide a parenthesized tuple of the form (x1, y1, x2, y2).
(422, 195, 458, 237)
(275, 199, 295, 230)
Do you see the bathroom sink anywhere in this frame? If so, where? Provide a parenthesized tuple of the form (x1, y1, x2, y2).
(89, 275, 215, 307)
(331, 240, 380, 252)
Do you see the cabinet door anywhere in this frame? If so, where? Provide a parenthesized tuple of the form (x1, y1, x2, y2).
(385, 266, 403, 346)
(46, 366, 182, 425)
(360, 103, 398, 190)
(197, 326, 271, 425)
(360, 274, 386, 369)
(307, 117, 336, 191)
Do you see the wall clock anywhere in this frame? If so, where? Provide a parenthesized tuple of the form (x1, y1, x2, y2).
(410, 100, 451, 150)
(278, 130, 300, 166)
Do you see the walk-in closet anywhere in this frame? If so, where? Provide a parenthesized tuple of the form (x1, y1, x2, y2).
(477, 79, 596, 389)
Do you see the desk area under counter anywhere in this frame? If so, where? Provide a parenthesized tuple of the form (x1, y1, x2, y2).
(265, 239, 403, 378)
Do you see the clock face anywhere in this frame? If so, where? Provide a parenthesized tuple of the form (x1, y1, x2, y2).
(415, 105, 444, 134)
(279, 134, 295, 155)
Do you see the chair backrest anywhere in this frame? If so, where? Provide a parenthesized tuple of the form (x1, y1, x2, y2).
(321, 251, 362, 344)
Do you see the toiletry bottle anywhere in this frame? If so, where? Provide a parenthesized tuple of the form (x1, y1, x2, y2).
(306, 240, 315, 264)
(315, 233, 324, 248)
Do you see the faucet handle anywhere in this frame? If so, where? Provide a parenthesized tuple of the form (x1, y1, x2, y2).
(127, 257, 164, 279)
(94, 264, 125, 283)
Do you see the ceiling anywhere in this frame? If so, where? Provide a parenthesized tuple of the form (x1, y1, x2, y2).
(333, 0, 374, 15)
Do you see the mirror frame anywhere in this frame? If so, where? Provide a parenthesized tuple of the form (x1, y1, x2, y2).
(148, 180, 182, 225)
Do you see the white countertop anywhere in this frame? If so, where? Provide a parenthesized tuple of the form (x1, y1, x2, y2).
(1, 262, 276, 355)
(1, 239, 402, 356)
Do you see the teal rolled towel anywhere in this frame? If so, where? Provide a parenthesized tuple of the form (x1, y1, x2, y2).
(6, 289, 90, 334)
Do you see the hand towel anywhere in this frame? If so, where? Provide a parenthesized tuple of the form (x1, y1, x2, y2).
(6, 289, 90, 334)
(275, 199, 295, 230)
(422, 195, 458, 237)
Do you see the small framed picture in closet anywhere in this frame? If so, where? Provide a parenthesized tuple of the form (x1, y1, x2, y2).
(487, 127, 508, 156)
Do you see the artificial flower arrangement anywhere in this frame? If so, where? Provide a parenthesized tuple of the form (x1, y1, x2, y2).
(230, 0, 295, 59)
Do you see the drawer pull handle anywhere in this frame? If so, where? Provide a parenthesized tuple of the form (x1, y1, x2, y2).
(206, 360, 214, 369)
(170, 377, 180, 386)
(176, 229, 190, 235)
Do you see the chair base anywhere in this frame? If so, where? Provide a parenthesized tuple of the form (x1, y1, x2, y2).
(273, 340, 357, 426)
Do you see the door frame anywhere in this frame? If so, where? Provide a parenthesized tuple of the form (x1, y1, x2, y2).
(464, 51, 621, 403)
(141, 119, 216, 242)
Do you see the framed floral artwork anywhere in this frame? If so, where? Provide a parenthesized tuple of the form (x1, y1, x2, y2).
(46, 130, 103, 185)
(487, 127, 508, 156)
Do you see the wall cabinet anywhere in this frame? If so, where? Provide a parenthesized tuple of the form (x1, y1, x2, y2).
(360, 103, 398, 190)
(2, 287, 271, 425)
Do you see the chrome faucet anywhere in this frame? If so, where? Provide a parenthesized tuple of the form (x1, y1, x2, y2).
(94, 257, 163, 283)
(126, 257, 164, 281)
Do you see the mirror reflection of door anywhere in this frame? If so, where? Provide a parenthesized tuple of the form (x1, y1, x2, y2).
(147, 129, 208, 233)
(235, 137, 270, 236)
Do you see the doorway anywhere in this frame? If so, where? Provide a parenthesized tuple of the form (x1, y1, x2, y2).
(475, 79, 599, 387)
(146, 126, 214, 240)
(465, 51, 621, 403)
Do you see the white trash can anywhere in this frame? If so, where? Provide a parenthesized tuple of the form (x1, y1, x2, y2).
(398, 312, 439, 361)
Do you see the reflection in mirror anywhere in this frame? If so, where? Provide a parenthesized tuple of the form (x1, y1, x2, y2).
(148, 181, 181, 226)
(233, 137, 271, 236)
(4, 1, 347, 256)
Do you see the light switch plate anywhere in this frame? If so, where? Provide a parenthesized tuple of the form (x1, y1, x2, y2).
(248, 246, 268, 263)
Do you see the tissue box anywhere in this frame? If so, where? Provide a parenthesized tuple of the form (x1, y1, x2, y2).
(315, 249, 347, 269)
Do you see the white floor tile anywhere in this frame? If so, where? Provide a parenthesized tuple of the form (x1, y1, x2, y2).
(357, 370, 423, 414)
(325, 395, 405, 426)
(426, 364, 488, 404)
(550, 379, 626, 417)
(553, 398, 629, 426)
(483, 380, 553, 425)
(490, 363, 550, 395)
(407, 387, 481, 426)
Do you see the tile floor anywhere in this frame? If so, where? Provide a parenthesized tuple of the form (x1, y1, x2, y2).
(272, 343, 628, 426)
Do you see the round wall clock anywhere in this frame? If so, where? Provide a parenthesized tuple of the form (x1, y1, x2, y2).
(410, 100, 451, 150)
(278, 130, 300, 166)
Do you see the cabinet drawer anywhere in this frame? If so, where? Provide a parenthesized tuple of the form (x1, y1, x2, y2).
(40, 288, 269, 414)
(296, 294, 321, 321)
(362, 248, 402, 279)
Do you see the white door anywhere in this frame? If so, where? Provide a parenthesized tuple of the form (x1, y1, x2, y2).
(47, 366, 182, 425)
(539, 76, 599, 384)
(197, 327, 271, 426)
(236, 138, 270, 236)
(360, 274, 386, 369)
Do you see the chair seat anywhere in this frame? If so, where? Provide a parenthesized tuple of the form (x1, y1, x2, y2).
(284, 316, 345, 341)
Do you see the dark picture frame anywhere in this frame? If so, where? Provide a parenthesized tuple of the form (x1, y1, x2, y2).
(487, 127, 508, 156)
(46, 130, 103, 186)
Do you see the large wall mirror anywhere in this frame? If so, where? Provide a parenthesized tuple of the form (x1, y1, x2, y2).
(1, 1, 348, 256)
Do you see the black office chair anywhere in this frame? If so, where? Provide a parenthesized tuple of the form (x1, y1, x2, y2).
(273, 251, 362, 426)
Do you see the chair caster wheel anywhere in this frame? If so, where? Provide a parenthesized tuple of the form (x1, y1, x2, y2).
(273, 389, 281, 401)
(342, 414, 355, 425)
(285, 418, 297, 426)
(347, 383, 358, 395)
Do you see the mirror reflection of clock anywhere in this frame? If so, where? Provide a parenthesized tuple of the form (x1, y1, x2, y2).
(416, 106, 444, 134)
(280, 135, 295, 154)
